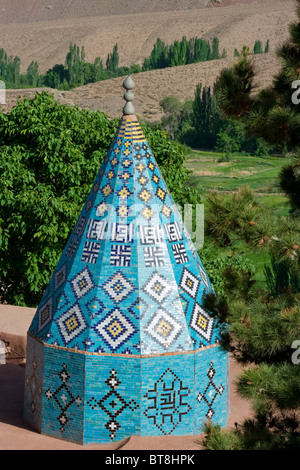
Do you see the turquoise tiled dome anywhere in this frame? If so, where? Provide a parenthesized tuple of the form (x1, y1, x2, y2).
(24, 82, 229, 444)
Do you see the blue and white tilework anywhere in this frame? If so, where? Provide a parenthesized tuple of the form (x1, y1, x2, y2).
(24, 114, 229, 444)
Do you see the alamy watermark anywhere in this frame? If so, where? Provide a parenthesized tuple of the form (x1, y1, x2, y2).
(94, 201, 205, 251)
(0, 80, 5, 105)
(291, 80, 300, 105)
(0, 340, 6, 364)
(291, 340, 300, 365)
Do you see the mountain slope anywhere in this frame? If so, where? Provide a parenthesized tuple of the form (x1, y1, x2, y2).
(0, 0, 295, 73)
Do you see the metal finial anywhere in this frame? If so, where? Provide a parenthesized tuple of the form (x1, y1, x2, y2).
(122, 75, 135, 115)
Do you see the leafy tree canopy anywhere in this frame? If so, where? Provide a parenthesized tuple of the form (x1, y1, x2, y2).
(0, 92, 198, 306)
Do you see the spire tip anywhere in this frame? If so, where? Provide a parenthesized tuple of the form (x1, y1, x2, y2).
(122, 75, 135, 115)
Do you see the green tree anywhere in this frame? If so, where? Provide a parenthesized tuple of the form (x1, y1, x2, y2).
(27, 61, 39, 87)
(65, 43, 85, 87)
(200, 3, 300, 443)
(44, 64, 69, 89)
(159, 95, 193, 140)
(106, 43, 119, 75)
(0, 92, 200, 306)
(253, 39, 263, 54)
(214, 2, 300, 212)
(193, 83, 221, 148)
(215, 119, 245, 155)
(265, 39, 270, 53)
(201, 186, 300, 450)
(212, 37, 220, 60)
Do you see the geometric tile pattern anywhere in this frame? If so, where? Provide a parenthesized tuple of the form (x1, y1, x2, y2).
(171, 243, 189, 264)
(24, 108, 228, 445)
(143, 246, 165, 267)
(144, 308, 183, 349)
(142, 270, 173, 305)
(92, 307, 137, 351)
(24, 333, 229, 444)
(197, 361, 224, 421)
(101, 271, 135, 304)
(190, 303, 215, 343)
(27, 113, 220, 353)
(87, 369, 139, 441)
(143, 367, 192, 435)
(45, 362, 83, 432)
(56, 304, 88, 345)
(110, 245, 132, 267)
(23, 335, 44, 432)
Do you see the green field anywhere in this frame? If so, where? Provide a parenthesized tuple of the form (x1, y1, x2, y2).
(184, 149, 292, 288)
(185, 149, 291, 194)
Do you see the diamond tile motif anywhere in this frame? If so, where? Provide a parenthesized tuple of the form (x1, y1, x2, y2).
(70, 267, 95, 300)
(87, 369, 139, 441)
(102, 270, 135, 303)
(190, 303, 215, 343)
(101, 183, 113, 198)
(117, 185, 132, 200)
(138, 188, 152, 204)
(37, 297, 53, 334)
(57, 304, 88, 345)
(140, 205, 155, 221)
(142, 271, 173, 304)
(116, 204, 130, 219)
(96, 202, 108, 218)
(155, 186, 167, 202)
(137, 174, 149, 186)
(45, 363, 82, 432)
(144, 308, 183, 350)
(54, 264, 67, 291)
(179, 267, 200, 299)
(197, 361, 224, 421)
(161, 203, 172, 220)
(93, 307, 137, 351)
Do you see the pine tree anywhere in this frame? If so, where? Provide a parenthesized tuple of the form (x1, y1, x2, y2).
(201, 188, 300, 450)
(214, 1, 300, 212)
(201, 1, 300, 449)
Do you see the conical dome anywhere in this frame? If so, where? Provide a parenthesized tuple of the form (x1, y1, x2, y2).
(24, 77, 229, 445)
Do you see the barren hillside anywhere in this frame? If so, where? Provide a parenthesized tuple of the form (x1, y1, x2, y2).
(0, 0, 296, 73)
(0, 0, 280, 25)
(0, 0, 298, 122)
